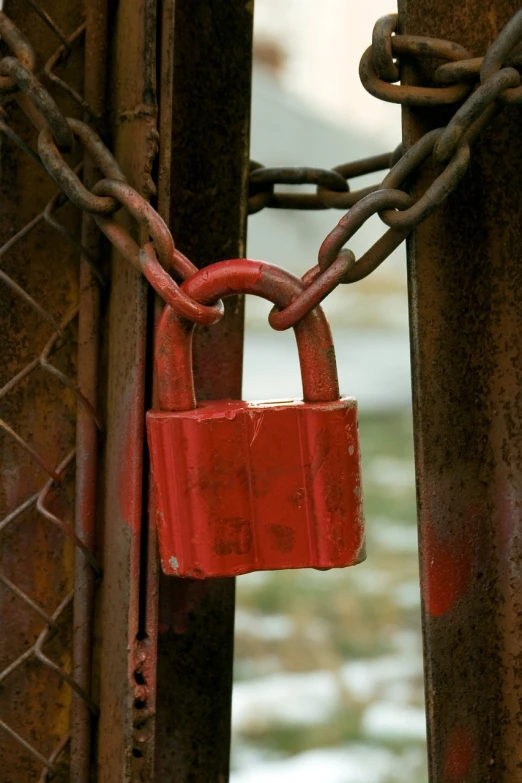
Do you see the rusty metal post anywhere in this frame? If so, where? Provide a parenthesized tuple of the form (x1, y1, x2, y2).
(96, 0, 159, 779)
(152, 1, 253, 779)
(72, 2, 109, 780)
(400, 0, 522, 779)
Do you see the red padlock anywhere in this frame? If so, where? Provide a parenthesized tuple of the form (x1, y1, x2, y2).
(146, 258, 365, 578)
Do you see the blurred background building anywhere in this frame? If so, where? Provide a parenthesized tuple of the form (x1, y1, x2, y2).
(232, 2, 427, 782)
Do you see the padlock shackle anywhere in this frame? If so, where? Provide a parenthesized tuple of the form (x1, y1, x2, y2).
(155, 259, 340, 410)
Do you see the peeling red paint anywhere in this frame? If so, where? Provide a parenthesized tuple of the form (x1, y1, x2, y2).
(158, 577, 211, 634)
(148, 398, 364, 577)
(214, 518, 253, 556)
(443, 725, 475, 780)
(423, 523, 472, 618)
(267, 524, 295, 553)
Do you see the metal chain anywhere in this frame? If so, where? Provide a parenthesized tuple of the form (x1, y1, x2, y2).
(1, 9, 522, 333)
(262, 9, 522, 330)
(248, 150, 400, 213)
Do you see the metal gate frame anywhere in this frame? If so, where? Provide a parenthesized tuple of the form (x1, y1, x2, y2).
(96, 1, 253, 779)
(1, 0, 522, 781)
(402, 0, 522, 778)
(0, 1, 252, 779)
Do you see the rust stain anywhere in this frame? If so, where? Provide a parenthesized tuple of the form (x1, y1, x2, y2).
(118, 415, 142, 532)
(213, 518, 253, 556)
(443, 725, 476, 780)
(423, 522, 473, 618)
(267, 523, 295, 554)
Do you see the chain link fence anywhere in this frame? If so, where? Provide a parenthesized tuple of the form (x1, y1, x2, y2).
(0, 2, 100, 779)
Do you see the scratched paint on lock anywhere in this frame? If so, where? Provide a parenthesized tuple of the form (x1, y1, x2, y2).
(147, 397, 365, 578)
(147, 258, 366, 578)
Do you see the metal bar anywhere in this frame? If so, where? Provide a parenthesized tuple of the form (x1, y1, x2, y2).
(152, 1, 253, 779)
(71, 2, 109, 780)
(96, 0, 159, 779)
(400, 0, 522, 779)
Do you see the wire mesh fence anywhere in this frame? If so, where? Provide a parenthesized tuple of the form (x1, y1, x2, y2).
(0, 2, 101, 779)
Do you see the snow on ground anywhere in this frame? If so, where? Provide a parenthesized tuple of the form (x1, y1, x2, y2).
(393, 582, 421, 609)
(232, 650, 423, 732)
(231, 744, 425, 783)
(346, 565, 390, 594)
(340, 654, 423, 703)
(235, 609, 295, 640)
(371, 520, 419, 552)
(362, 702, 426, 741)
(231, 745, 395, 783)
(235, 609, 331, 643)
(233, 670, 339, 730)
(366, 457, 415, 493)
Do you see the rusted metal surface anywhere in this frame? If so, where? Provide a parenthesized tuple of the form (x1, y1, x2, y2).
(400, 0, 522, 779)
(0, 12, 36, 91)
(0, 56, 75, 150)
(268, 248, 355, 331)
(72, 1, 108, 779)
(152, 1, 253, 778)
(319, 189, 411, 277)
(38, 118, 126, 212)
(0, 1, 101, 780)
(248, 151, 395, 212)
(360, 31, 472, 105)
(94, 181, 225, 325)
(95, 0, 159, 779)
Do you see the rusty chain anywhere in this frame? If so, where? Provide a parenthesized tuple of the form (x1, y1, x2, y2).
(1, 8, 522, 334)
(251, 9, 522, 330)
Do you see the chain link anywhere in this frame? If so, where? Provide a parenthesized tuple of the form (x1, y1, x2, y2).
(0, 12, 35, 93)
(1, 8, 522, 332)
(1, 56, 74, 149)
(248, 151, 399, 213)
(264, 8, 522, 328)
(360, 26, 473, 106)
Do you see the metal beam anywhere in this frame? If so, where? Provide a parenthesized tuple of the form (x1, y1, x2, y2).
(400, 1, 522, 779)
(152, 1, 253, 780)
(96, 0, 159, 779)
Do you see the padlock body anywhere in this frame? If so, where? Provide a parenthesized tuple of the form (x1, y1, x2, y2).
(146, 397, 365, 578)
